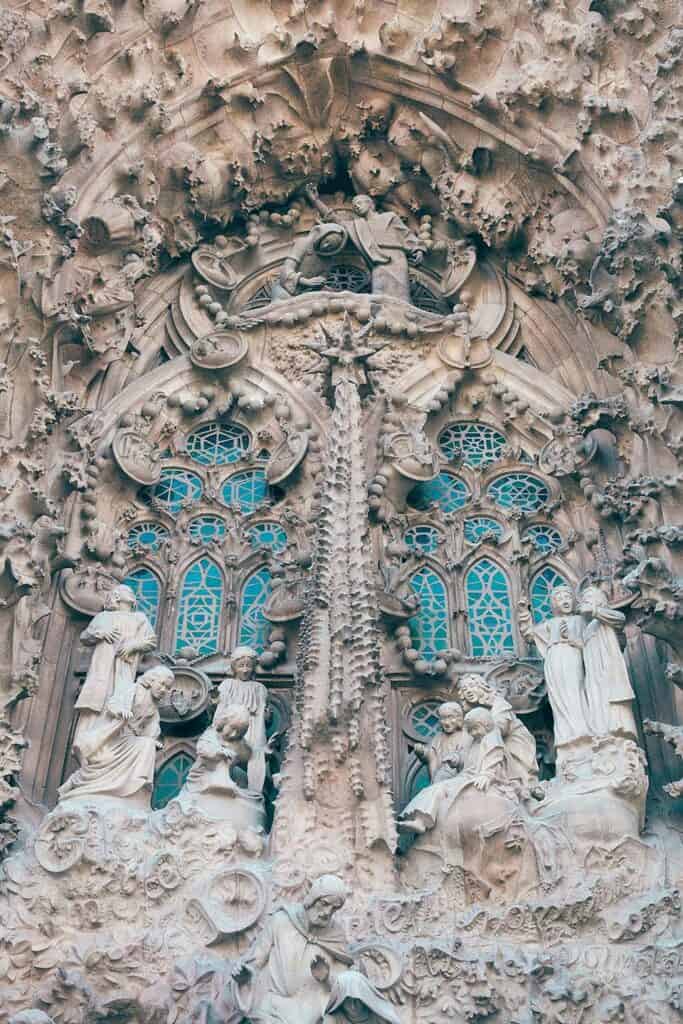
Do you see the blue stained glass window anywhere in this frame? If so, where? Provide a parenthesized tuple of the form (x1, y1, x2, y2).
(189, 515, 226, 543)
(438, 422, 507, 467)
(464, 517, 504, 544)
(221, 470, 270, 514)
(152, 752, 195, 810)
(144, 468, 202, 516)
(185, 422, 250, 466)
(247, 522, 288, 553)
(404, 524, 440, 555)
(531, 566, 569, 623)
(407, 473, 470, 514)
(238, 568, 272, 653)
(408, 568, 450, 662)
(123, 568, 161, 629)
(465, 558, 515, 657)
(175, 558, 224, 656)
(410, 701, 442, 739)
(127, 522, 169, 553)
(487, 473, 549, 513)
(524, 524, 563, 553)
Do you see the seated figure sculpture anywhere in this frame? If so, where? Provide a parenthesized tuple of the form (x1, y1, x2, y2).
(59, 665, 173, 809)
(178, 703, 266, 832)
(231, 874, 400, 1024)
(398, 701, 469, 833)
(399, 705, 544, 896)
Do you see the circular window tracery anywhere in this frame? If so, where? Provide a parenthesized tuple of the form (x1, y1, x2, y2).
(403, 524, 440, 554)
(127, 522, 169, 552)
(438, 422, 507, 468)
(464, 517, 504, 544)
(221, 469, 271, 514)
(487, 473, 550, 513)
(524, 524, 563, 553)
(185, 422, 250, 466)
(189, 515, 226, 543)
(246, 522, 288, 553)
(144, 469, 203, 516)
(323, 264, 371, 293)
(407, 472, 470, 513)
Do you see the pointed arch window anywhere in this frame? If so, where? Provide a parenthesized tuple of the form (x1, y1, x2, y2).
(238, 568, 272, 653)
(123, 568, 161, 630)
(465, 558, 515, 657)
(531, 566, 570, 623)
(408, 568, 450, 662)
(152, 752, 195, 809)
(175, 557, 224, 656)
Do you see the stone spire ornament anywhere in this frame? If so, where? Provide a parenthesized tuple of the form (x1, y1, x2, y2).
(271, 316, 397, 880)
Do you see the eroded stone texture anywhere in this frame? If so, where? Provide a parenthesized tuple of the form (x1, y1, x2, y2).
(0, 0, 681, 1020)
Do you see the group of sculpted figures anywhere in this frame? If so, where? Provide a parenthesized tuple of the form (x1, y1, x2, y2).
(60, 584, 270, 829)
(398, 583, 641, 892)
(51, 580, 643, 1020)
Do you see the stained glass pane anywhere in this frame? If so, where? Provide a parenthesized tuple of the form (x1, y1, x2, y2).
(438, 422, 507, 467)
(524, 524, 563, 553)
(189, 515, 226, 543)
(175, 558, 224, 656)
(246, 522, 288, 553)
(152, 752, 195, 810)
(531, 566, 570, 624)
(410, 701, 442, 739)
(404, 524, 440, 555)
(123, 568, 161, 630)
(408, 762, 431, 801)
(465, 558, 515, 657)
(408, 568, 450, 662)
(324, 264, 370, 293)
(238, 568, 272, 654)
(487, 473, 549, 513)
(464, 517, 504, 544)
(185, 422, 250, 466)
(409, 278, 450, 315)
(407, 473, 470, 514)
(144, 468, 202, 516)
(127, 522, 169, 553)
(221, 470, 270, 514)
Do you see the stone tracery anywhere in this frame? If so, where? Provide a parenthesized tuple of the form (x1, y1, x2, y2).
(0, 2, 681, 1020)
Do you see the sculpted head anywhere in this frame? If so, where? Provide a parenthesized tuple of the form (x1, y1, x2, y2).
(216, 703, 250, 740)
(351, 195, 375, 218)
(438, 701, 464, 734)
(464, 707, 495, 738)
(105, 584, 138, 611)
(550, 585, 575, 616)
(314, 223, 347, 256)
(458, 673, 492, 708)
(303, 874, 348, 927)
(140, 666, 174, 701)
(229, 646, 257, 681)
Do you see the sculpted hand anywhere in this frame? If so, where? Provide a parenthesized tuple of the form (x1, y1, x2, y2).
(413, 743, 427, 761)
(231, 961, 252, 985)
(304, 183, 319, 202)
(96, 627, 120, 644)
(310, 954, 330, 983)
(117, 640, 140, 660)
(473, 773, 492, 792)
(409, 249, 424, 266)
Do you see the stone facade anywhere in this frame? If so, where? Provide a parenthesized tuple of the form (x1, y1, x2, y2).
(0, 0, 681, 1020)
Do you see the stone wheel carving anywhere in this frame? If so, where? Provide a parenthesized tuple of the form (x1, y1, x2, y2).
(190, 330, 249, 369)
(205, 866, 266, 935)
(266, 431, 309, 485)
(112, 429, 162, 486)
(34, 808, 92, 873)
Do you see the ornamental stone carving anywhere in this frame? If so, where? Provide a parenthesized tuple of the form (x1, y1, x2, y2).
(0, 3, 681, 1020)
